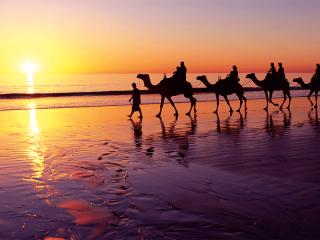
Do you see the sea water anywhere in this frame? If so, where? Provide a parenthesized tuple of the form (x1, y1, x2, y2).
(0, 73, 313, 111)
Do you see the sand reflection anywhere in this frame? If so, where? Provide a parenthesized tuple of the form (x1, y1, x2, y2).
(27, 103, 45, 180)
(265, 110, 292, 136)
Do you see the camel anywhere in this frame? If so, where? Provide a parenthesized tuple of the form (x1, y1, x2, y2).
(293, 77, 320, 108)
(246, 73, 291, 110)
(136, 74, 197, 117)
(196, 75, 247, 113)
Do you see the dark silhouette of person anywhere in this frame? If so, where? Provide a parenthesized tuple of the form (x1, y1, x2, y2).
(172, 61, 187, 84)
(311, 63, 320, 85)
(228, 65, 240, 84)
(277, 63, 286, 83)
(179, 61, 187, 82)
(316, 64, 320, 77)
(267, 62, 277, 81)
(128, 83, 143, 118)
(173, 66, 180, 76)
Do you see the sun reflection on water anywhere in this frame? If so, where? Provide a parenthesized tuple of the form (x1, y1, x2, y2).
(27, 103, 45, 180)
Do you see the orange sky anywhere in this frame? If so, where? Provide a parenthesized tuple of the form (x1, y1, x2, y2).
(0, 0, 319, 74)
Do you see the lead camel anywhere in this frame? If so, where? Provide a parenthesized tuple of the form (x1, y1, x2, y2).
(137, 74, 197, 117)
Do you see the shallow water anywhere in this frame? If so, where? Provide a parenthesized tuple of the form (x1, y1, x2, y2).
(0, 72, 313, 111)
(0, 98, 319, 239)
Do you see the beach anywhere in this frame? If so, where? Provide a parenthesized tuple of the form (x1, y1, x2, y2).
(0, 97, 320, 240)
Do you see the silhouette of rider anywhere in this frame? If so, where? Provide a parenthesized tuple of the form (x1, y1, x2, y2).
(311, 63, 320, 85)
(229, 65, 240, 83)
(277, 63, 286, 83)
(172, 66, 180, 77)
(179, 61, 187, 82)
(172, 61, 187, 84)
(316, 64, 320, 77)
(267, 62, 277, 81)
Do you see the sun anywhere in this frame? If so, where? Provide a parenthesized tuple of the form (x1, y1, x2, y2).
(22, 62, 38, 74)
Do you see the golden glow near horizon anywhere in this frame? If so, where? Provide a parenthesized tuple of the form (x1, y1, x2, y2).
(1, 1, 320, 74)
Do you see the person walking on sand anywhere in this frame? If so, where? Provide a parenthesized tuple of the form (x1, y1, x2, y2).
(128, 83, 143, 118)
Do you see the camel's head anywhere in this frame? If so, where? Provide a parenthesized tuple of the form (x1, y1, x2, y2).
(293, 77, 303, 84)
(246, 73, 256, 79)
(136, 74, 150, 86)
(196, 75, 207, 82)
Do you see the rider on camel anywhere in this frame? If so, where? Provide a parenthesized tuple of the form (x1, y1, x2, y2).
(229, 65, 240, 83)
(311, 63, 320, 85)
(277, 63, 286, 83)
(267, 62, 277, 81)
(172, 61, 187, 84)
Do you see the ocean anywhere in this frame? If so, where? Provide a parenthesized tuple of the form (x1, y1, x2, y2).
(0, 73, 313, 111)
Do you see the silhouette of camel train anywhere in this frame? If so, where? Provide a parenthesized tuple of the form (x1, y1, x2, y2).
(133, 62, 320, 117)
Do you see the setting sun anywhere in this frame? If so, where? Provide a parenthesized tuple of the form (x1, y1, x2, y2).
(22, 62, 38, 74)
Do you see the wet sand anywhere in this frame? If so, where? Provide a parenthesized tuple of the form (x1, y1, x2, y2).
(0, 97, 320, 239)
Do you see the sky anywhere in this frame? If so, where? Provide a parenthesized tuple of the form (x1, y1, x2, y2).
(0, 0, 319, 74)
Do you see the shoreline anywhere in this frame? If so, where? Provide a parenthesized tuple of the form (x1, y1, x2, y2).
(0, 86, 304, 100)
(0, 94, 310, 112)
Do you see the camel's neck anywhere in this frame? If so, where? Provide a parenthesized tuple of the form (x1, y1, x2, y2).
(250, 76, 264, 87)
(297, 79, 311, 89)
(143, 77, 157, 91)
(201, 79, 215, 91)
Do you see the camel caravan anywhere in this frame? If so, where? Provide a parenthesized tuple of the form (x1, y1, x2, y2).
(129, 62, 320, 118)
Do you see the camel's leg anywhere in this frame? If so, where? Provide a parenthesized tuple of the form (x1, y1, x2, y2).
(242, 95, 248, 110)
(167, 96, 179, 116)
(286, 90, 291, 109)
(315, 91, 318, 109)
(308, 90, 314, 107)
(236, 93, 244, 112)
(264, 90, 269, 110)
(280, 89, 287, 110)
(214, 94, 220, 113)
(223, 95, 233, 113)
(269, 91, 279, 106)
(156, 95, 165, 118)
(185, 95, 197, 115)
(215, 112, 221, 132)
(192, 96, 197, 114)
